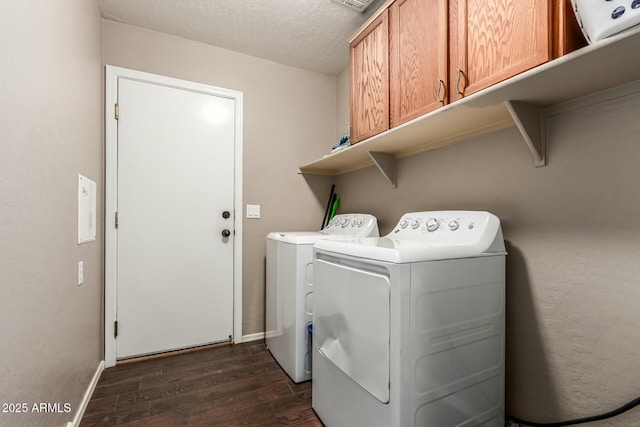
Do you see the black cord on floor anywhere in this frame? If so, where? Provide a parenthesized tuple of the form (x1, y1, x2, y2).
(509, 396, 640, 427)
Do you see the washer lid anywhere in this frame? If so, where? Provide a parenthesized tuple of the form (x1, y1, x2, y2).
(267, 231, 327, 245)
(314, 211, 506, 263)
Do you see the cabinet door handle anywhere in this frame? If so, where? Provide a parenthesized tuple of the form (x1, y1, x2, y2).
(455, 69, 466, 95)
(436, 79, 446, 104)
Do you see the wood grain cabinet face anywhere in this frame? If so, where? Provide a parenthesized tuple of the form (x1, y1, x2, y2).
(449, 0, 552, 102)
(447, 0, 586, 102)
(350, 11, 390, 144)
(390, 0, 448, 127)
(349, 0, 585, 144)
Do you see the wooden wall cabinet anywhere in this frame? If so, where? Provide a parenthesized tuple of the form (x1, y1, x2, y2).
(350, 0, 448, 143)
(389, 0, 448, 128)
(449, 0, 586, 102)
(350, 0, 585, 143)
(350, 11, 390, 144)
(301, 15, 639, 182)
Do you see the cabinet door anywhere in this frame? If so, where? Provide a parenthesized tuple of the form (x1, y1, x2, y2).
(390, 0, 448, 127)
(449, 0, 551, 102)
(350, 10, 390, 144)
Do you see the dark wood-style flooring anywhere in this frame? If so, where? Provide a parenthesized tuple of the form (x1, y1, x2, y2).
(81, 341, 323, 426)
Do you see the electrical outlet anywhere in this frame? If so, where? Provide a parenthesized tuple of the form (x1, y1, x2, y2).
(78, 261, 84, 286)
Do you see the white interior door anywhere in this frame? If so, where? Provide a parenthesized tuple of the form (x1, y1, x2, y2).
(115, 77, 235, 359)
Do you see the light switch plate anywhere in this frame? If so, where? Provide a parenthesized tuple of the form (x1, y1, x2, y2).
(78, 261, 84, 286)
(246, 204, 261, 219)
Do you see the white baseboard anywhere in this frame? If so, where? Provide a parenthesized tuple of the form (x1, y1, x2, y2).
(66, 360, 104, 427)
(242, 332, 265, 343)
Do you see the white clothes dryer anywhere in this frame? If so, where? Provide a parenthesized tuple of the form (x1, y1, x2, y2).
(265, 214, 379, 383)
(312, 211, 506, 427)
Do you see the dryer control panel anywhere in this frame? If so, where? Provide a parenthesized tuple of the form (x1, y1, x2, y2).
(315, 211, 504, 263)
(391, 211, 498, 243)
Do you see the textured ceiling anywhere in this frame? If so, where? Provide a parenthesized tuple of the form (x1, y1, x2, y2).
(97, 0, 385, 76)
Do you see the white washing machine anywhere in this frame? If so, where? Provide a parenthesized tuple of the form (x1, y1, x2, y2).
(265, 214, 379, 383)
(312, 211, 506, 427)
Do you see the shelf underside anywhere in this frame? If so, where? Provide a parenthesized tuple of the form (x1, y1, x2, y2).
(301, 103, 512, 175)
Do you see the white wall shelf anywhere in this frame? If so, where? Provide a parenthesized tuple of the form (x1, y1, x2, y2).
(299, 25, 640, 183)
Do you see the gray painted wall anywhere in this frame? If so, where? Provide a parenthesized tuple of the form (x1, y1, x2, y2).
(335, 69, 640, 425)
(0, 0, 104, 425)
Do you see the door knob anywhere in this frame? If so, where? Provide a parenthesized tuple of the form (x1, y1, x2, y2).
(222, 229, 231, 238)
(222, 211, 230, 219)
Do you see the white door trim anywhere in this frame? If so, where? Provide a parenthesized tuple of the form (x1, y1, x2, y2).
(104, 66, 243, 367)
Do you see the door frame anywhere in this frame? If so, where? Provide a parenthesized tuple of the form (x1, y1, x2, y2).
(104, 66, 244, 367)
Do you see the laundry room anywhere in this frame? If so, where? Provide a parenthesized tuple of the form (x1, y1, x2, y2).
(2, 0, 640, 426)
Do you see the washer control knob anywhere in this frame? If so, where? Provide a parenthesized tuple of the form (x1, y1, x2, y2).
(448, 220, 459, 231)
(411, 220, 420, 229)
(351, 219, 358, 227)
(400, 220, 408, 229)
(426, 218, 440, 232)
(340, 218, 349, 227)
(357, 219, 364, 227)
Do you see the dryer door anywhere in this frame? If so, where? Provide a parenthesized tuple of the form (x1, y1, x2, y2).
(314, 259, 390, 403)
